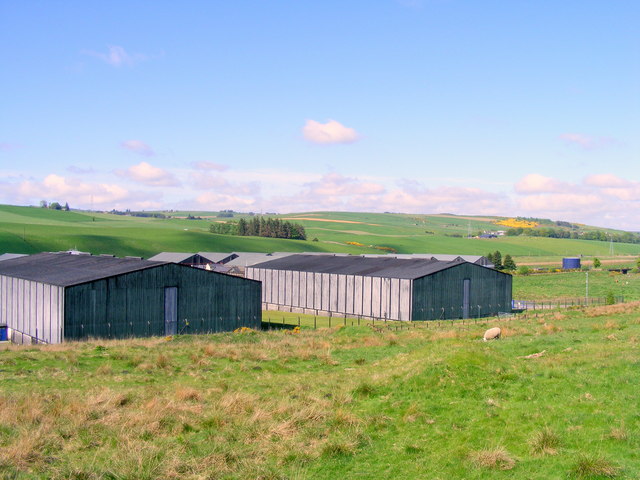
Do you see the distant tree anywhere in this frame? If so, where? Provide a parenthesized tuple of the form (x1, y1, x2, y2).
(64, 202, 70, 211)
(517, 265, 531, 275)
(606, 291, 615, 305)
(237, 218, 248, 236)
(492, 250, 503, 270)
(593, 258, 601, 269)
(503, 254, 517, 271)
(49, 202, 62, 210)
(39, 200, 48, 208)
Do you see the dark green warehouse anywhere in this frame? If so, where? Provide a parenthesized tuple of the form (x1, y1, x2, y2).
(0, 252, 262, 344)
(247, 254, 511, 321)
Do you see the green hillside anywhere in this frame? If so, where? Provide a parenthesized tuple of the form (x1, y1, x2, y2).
(1, 205, 639, 262)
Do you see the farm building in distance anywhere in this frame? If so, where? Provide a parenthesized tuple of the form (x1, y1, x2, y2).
(247, 254, 511, 321)
(0, 252, 261, 344)
(148, 252, 238, 268)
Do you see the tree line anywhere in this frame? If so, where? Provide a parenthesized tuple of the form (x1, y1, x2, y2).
(209, 217, 306, 240)
(40, 200, 69, 211)
(506, 227, 640, 244)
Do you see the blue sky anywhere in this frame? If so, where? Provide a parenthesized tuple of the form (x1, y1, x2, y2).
(1, 1, 638, 228)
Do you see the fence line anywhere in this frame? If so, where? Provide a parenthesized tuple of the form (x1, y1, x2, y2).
(11, 294, 625, 344)
(512, 296, 623, 311)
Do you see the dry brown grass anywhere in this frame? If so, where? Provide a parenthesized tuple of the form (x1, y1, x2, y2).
(155, 353, 170, 368)
(608, 423, 628, 441)
(586, 301, 640, 317)
(529, 427, 560, 455)
(470, 446, 516, 470)
(95, 362, 113, 375)
(538, 323, 563, 335)
(175, 387, 202, 402)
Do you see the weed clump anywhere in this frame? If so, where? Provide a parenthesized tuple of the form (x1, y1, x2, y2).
(529, 427, 560, 455)
(571, 453, 620, 478)
(470, 447, 516, 470)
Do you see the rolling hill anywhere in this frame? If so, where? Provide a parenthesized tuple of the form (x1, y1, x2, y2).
(1, 204, 639, 264)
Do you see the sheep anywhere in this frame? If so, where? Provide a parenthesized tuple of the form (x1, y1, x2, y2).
(483, 327, 501, 341)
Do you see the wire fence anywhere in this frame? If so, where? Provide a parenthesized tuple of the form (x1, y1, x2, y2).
(512, 296, 624, 311)
(6, 294, 627, 345)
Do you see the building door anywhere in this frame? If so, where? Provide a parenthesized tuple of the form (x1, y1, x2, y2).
(164, 287, 178, 336)
(462, 279, 470, 319)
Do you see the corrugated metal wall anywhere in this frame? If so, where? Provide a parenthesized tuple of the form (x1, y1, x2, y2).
(64, 264, 262, 341)
(411, 263, 512, 320)
(246, 267, 413, 320)
(0, 275, 64, 343)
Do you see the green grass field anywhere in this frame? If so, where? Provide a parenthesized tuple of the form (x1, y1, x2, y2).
(513, 270, 640, 302)
(1, 303, 639, 479)
(2, 205, 640, 263)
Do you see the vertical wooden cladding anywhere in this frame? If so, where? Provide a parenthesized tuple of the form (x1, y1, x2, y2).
(63, 264, 261, 341)
(0, 275, 63, 344)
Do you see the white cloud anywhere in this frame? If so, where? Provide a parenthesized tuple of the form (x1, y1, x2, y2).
(84, 45, 146, 67)
(305, 173, 385, 196)
(515, 173, 567, 194)
(516, 193, 602, 212)
(0, 174, 158, 210)
(266, 174, 509, 216)
(512, 173, 640, 228)
(302, 119, 359, 144)
(583, 173, 631, 188)
(195, 192, 256, 209)
(191, 161, 228, 172)
(115, 161, 180, 187)
(121, 140, 155, 157)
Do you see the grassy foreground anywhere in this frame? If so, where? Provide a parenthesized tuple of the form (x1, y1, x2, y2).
(1, 304, 640, 479)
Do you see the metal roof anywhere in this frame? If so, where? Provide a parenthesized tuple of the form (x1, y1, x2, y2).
(0, 252, 167, 287)
(198, 252, 238, 263)
(147, 252, 198, 263)
(0, 253, 28, 262)
(250, 254, 469, 280)
(396, 253, 490, 264)
(225, 252, 291, 267)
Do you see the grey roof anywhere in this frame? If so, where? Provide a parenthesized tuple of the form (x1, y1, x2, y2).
(0, 253, 28, 262)
(250, 254, 469, 280)
(148, 252, 238, 264)
(225, 252, 291, 267)
(198, 252, 238, 263)
(0, 252, 167, 287)
(148, 252, 198, 263)
(380, 253, 489, 264)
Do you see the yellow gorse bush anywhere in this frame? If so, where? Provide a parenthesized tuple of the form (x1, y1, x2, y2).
(495, 218, 538, 229)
